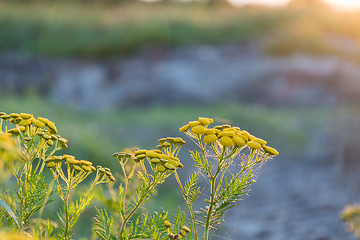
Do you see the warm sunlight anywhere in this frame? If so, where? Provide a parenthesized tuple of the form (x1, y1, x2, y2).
(228, 0, 360, 10)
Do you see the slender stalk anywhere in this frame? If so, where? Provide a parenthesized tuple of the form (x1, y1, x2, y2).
(174, 171, 198, 240)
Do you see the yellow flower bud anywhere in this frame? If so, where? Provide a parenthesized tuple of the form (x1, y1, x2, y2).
(164, 163, 176, 170)
(219, 136, 233, 147)
(182, 226, 191, 233)
(0, 114, 10, 120)
(73, 165, 82, 171)
(204, 128, 216, 134)
(166, 137, 175, 143)
(42, 134, 51, 140)
(98, 167, 106, 173)
(136, 154, 146, 159)
(79, 160, 92, 166)
(0, 112, 5, 116)
(254, 137, 267, 146)
(232, 135, 245, 146)
(20, 119, 31, 126)
(146, 151, 159, 158)
(90, 166, 96, 171)
(51, 135, 58, 141)
(61, 143, 68, 149)
(158, 138, 166, 144)
(58, 138, 68, 144)
(191, 125, 206, 135)
(162, 142, 171, 148)
(32, 119, 45, 128)
(38, 117, 49, 124)
(203, 134, 217, 144)
(67, 158, 79, 164)
(158, 154, 170, 160)
(151, 158, 160, 163)
(241, 131, 254, 141)
(47, 122, 57, 134)
(10, 113, 20, 118)
(109, 175, 115, 181)
(46, 139, 54, 146)
(174, 137, 185, 144)
(164, 221, 171, 228)
(179, 124, 190, 132)
(188, 121, 201, 127)
(20, 113, 33, 119)
(47, 162, 56, 168)
(218, 131, 235, 137)
(198, 117, 213, 126)
(158, 165, 166, 172)
(82, 165, 92, 172)
(247, 141, 261, 149)
(263, 146, 279, 155)
(168, 160, 180, 167)
(7, 128, 20, 135)
(63, 154, 75, 159)
(134, 149, 147, 155)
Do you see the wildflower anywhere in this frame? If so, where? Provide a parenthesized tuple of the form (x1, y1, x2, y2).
(203, 134, 217, 144)
(20, 119, 31, 126)
(47, 162, 56, 168)
(164, 163, 176, 170)
(9, 113, 20, 118)
(164, 221, 171, 228)
(32, 119, 45, 128)
(46, 140, 54, 146)
(158, 138, 167, 144)
(109, 175, 115, 181)
(151, 158, 160, 163)
(188, 121, 201, 127)
(42, 134, 51, 140)
(191, 125, 206, 135)
(38, 117, 49, 124)
(198, 117, 213, 126)
(82, 165, 92, 172)
(7, 128, 20, 136)
(47, 122, 57, 134)
(20, 113, 33, 119)
(73, 165, 82, 171)
(262, 146, 279, 155)
(182, 226, 191, 233)
(179, 124, 190, 132)
(66, 158, 79, 165)
(174, 137, 185, 145)
(79, 160, 92, 166)
(232, 135, 245, 146)
(247, 141, 261, 149)
(219, 136, 233, 147)
(0, 114, 10, 120)
(254, 137, 267, 146)
(158, 165, 166, 172)
(162, 142, 171, 148)
(218, 131, 235, 137)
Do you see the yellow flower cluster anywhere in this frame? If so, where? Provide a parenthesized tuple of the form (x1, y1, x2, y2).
(179, 117, 279, 155)
(164, 220, 191, 239)
(1, 112, 68, 149)
(45, 154, 115, 181)
(113, 138, 185, 172)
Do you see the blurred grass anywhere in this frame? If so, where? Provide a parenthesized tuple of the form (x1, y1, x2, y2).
(1, 1, 360, 58)
(0, 1, 291, 57)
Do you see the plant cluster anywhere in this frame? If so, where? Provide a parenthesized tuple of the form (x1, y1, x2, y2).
(0, 112, 279, 240)
(0, 112, 113, 239)
(341, 204, 360, 239)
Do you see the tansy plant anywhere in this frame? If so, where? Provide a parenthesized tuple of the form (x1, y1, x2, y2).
(341, 204, 360, 239)
(94, 117, 278, 240)
(0, 112, 279, 240)
(0, 112, 113, 240)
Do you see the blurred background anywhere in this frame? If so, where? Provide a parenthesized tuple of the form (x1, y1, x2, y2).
(1, 0, 360, 239)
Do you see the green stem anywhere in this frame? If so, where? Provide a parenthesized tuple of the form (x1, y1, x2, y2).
(174, 171, 198, 240)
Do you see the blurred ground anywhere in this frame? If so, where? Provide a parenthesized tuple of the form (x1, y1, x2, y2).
(1, 1, 360, 239)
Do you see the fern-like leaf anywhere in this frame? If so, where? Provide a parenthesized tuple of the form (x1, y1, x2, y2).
(93, 207, 113, 240)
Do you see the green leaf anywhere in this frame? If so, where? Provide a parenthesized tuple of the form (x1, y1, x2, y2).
(0, 197, 19, 228)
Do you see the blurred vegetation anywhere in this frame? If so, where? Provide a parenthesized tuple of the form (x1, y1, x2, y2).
(0, 1, 360, 58)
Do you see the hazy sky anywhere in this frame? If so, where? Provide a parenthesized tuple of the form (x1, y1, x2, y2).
(228, 0, 360, 9)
